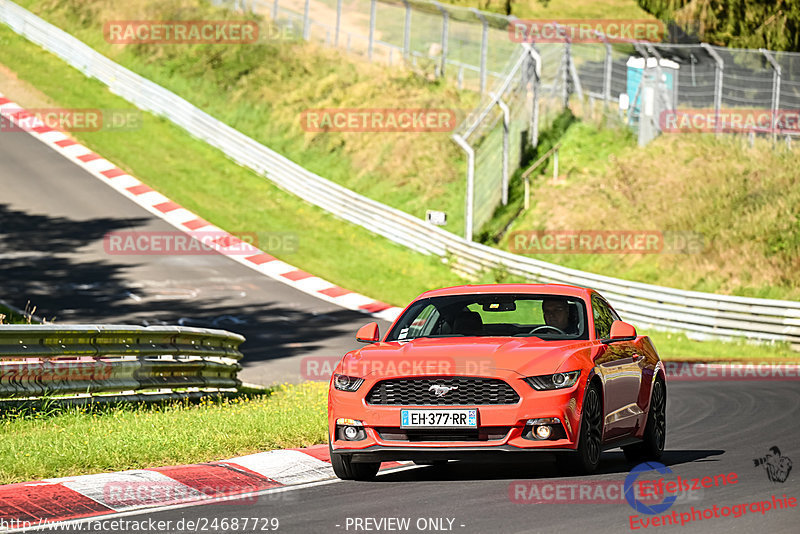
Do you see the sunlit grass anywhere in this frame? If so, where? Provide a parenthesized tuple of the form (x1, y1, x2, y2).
(0, 382, 328, 484)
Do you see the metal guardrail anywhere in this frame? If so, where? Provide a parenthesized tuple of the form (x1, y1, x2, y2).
(0, 325, 244, 398)
(1, 0, 798, 349)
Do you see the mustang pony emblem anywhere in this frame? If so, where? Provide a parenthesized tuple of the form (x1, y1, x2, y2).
(429, 384, 459, 397)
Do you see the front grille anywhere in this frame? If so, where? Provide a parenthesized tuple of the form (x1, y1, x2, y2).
(376, 427, 511, 442)
(365, 377, 520, 406)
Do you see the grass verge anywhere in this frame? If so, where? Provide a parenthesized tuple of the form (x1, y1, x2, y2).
(0, 382, 327, 485)
(0, 303, 35, 325)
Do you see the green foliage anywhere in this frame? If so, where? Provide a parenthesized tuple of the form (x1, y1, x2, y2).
(637, 0, 800, 51)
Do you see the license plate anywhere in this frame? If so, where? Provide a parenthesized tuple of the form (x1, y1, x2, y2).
(400, 409, 477, 428)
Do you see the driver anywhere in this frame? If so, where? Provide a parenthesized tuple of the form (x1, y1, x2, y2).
(542, 298, 573, 333)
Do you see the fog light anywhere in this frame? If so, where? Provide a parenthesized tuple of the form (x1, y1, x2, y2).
(535, 425, 552, 439)
(343, 426, 359, 440)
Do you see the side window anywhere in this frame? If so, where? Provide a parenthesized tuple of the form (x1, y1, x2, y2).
(400, 304, 439, 340)
(592, 295, 614, 339)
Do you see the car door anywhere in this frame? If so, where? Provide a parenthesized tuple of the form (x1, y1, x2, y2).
(592, 295, 643, 439)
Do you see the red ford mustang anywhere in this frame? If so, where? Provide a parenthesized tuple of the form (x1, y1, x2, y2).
(328, 284, 667, 480)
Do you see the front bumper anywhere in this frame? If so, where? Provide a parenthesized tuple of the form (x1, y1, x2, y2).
(337, 444, 576, 463)
(329, 373, 586, 460)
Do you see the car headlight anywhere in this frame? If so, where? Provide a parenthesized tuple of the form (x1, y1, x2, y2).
(333, 374, 364, 392)
(524, 370, 581, 390)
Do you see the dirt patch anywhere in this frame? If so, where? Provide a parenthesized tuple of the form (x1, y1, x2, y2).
(0, 62, 56, 109)
(265, 0, 382, 42)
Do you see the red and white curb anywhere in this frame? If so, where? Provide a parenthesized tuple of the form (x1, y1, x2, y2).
(0, 95, 403, 324)
(0, 445, 409, 527)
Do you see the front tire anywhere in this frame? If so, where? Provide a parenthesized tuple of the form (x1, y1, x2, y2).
(329, 441, 380, 481)
(557, 382, 603, 475)
(623, 378, 666, 462)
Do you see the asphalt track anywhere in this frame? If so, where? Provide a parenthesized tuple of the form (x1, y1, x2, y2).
(0, 127, 392, 385)
(39, 381, 800, 533)
(2, 109, 799, 534)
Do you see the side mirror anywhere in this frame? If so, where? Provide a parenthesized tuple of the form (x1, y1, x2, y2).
(356, 322, 380, 343)
(603, 320, 637, 343)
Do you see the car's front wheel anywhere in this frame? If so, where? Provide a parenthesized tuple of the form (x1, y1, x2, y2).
(557, 382, 603, 475)
(329, 441, 380, 481)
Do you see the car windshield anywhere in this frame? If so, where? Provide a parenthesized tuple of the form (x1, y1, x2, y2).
(385, 293, 588, 341)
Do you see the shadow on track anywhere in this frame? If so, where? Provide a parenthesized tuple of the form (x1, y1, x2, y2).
(0, 203, 369, 366)
(374, 449, 726, 482)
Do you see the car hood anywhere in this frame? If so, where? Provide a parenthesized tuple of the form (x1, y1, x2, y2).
(339, 337, 596, 379)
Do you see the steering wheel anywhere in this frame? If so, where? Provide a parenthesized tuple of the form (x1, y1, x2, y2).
(528, 325, 566, 335)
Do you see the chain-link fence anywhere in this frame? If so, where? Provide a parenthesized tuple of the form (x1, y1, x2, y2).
(222, 0, 519, 92)
(218, 0, 800, 238)
(574, 40, 800, 145)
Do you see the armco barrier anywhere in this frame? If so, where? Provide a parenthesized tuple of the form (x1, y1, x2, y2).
(1, 0, 798, 348)
(0, 325, 244, 398)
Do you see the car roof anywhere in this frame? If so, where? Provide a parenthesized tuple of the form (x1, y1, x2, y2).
(417, 283, 593, 300)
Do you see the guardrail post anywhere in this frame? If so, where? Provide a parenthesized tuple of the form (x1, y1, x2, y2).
(471, 8, 489, 94)
(761, 48, 782, 143)
(402, 0, 411, 58)
(302, 0, 311, 40)
(335, 0, 342, 47)
(433, 2, 449, 78)
(492, 93, 510, 205)
(452, 134, 475, 241)
(701, 43, 724, 136)
(368, 0, 376, 61)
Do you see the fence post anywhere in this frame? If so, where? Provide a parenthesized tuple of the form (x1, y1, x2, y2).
(553, 147, 559, 182)
(402, 0, 411, 58)
(701, 43, 724, 136)
(761, 48, 782, 143)
(525, 44, 542, 149)
(646, 44, 668, 134)
(302, 0, 310, 41)
(492, 94, 510, 205)
(335, 0, 342, 47)
(471, 8, 489, 94)
(368, 0, 376, 61)
(452, 134, 475, 241)
(600, 33, 612, 110)
(433, 2, 449, 78)
(562, 41, 570, 108)
(272, 0, 279, 22)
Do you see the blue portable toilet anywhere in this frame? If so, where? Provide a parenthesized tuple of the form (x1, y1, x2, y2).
(626, 56, 679, 118)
